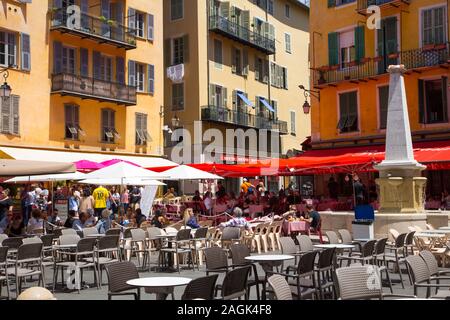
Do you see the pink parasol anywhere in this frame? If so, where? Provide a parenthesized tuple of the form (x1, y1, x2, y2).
(99, 159, 141, 168)
(75, 160, 105, 172)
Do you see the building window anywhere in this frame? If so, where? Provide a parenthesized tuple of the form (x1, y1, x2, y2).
(135, 11, 145, 38)
(99, 55, 113, 82)
(171, 0, 184, 21)
(0, 95, 19, 135)
(214, 39, 222, 67)
(290, 111, 296, 135)
(209, 84, 227, 109)
(378, 85, 389, 129)
(135, 113, 150, 145)
(0, 31, 16, 67)
(422, 6, 446, 46)
(285, 4, 290, 18)
(62, 46, 76, 75)
(285, 33, 291, 53)
(136, 63, 145, 92)
(339, 30, 355, 68)
(256, 0, 274, 15)
(172, 83, 184, 111)
(420, 78, 448, 124)
(232, 47, 242, 75)
(173, 36, 185, 65)
(101, 109, 119, 143)
(64, 104, 84, 140)
(270, 63, 288, 89)
(338, 91, 358, 133)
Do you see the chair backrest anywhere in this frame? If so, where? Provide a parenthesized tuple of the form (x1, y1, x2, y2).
(59, 234, 80, 245)
(165, 227, 178, 234)
(413, 225, 423, 232)
(106, 261, 139, 294)
(40, 234, 55, 247)
(373, 238, 388, 255)
(268, 274, 293, 300)
(123, 227, 136, 239)
(221, 265, 251, 300)
(77, 237, 97, 254)
(2, 237, 23, 249)
(22, 237, 43, 245)
(83, 227, 99, 237)
(395, 233, 407, 248)
(105, 228, 121, 236)
(338, 229, 353, 244)
(389, 228, 399, 241)
(97, 235, 120, 251)
(279, 237, 298, 255)
(0, 246, 8, 264)
(318, 247, 336, 269)
(177, 228, 192, 241)
(194, 227, 208, 239)
(17, 242, 43, 261)
(297, 235, 314, 252)
(361, 240, 377, 258)
(325, 231, 339, 244)
(130, 228, 146, 241)
(221, 227, 241, 241)
(335, 265, 383, 300)
(0, 234, 8, 242)
(204, 247, 228, 270)
(419, 250, 439, 276)
(297, 250, 318, 275)
(406, 255, 431, 284)
(405, 231, 416, 246)
(181, 275, 218, 300)
(147, 227, 164, 239)
(61, 228, 77, 235)
(230, 244, 251, 266)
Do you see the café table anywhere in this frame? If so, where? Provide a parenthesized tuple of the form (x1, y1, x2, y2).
(245, 254, 294, 300)
(126, 277, 192, 300)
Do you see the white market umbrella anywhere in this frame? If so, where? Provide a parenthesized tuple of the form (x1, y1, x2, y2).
(0, 159, 75, 176)
(83, 162, 167, 181)
(80, 178, 165, 186)
(162, 165, 223, 181)
(5, 171, 87, 183)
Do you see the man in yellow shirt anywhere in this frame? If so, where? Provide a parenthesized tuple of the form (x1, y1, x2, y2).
(240, 178, 254, 194)
(92, 185, 110, 217)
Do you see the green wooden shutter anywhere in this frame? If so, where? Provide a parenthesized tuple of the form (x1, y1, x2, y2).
(21, 33, 31, 71)
(442, 76, 448, 122)
(328, 32, 339, 66)
(1, 96, 10, 133)
(385, 17, 398, 66)
(219, 1, 230, 18)
(327, 0, 335, 8)
(222, 87, 228, 108)
(379, 86, 389, 129)
(355, 26, 365, 63)
(418, 79, 425, 123)
(182, 35, 189, 63)
(209, 84, 216, 106)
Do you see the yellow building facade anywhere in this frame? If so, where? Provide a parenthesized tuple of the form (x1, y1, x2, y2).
(163, 0, 311, 165)
(310, 0, 450, 196)
(0, 0, 167, 164)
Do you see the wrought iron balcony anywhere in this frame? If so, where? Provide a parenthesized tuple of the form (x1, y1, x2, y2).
(51, 73, 137, 106)
(201, 106, 288, 134)
(313, 43, 450, 87)
(50, 8, 136, 50)
(209, 15, 275, 55)
(357, 0, 410, 14)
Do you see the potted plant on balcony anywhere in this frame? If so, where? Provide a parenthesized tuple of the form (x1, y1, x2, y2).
(107, 19, 116, 27)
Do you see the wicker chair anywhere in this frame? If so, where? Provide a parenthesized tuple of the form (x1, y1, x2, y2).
(325, 231, 340, 244)
(339, 240, 376, 267)
(279, 237, 302, 268)
(61, 228, 77, 235)
(420, 250, 450, 295)
(338, 229, 361, 251)
(129, 228, 150, 269)
(0, 246, 10, 300)
(105, 261, 140, 300)
(83, 227, 99, 237)
(267, 274, 293, 300)
(372, 238, 393, 293)
(316, 247, 336, 300)
(385, 232, 410, 289)
(181, 274, 218, 300)
(191, 227, 210, 269)
(0, 234, 8, 243)
(94, 235, 121, 287)
(105, 228, 121, 236)
(404, 231, 416, 256)
(160, 228, 194, 273)
(2, 237, 23, 257)
(217, 265, 251, 300)
(220, 227, 241, 249)
(405, 255, 450, 298)
(296, 235, 320, 254)
(204, 246, 230, 275)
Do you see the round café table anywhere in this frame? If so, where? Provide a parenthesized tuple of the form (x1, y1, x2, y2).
(245, 254, 294, 300)
(127, 277, 191, 300)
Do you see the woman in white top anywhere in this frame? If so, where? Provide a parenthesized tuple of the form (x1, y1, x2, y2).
(26, 209, 44, 234)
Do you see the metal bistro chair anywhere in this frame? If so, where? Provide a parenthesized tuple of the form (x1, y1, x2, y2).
(220, 227, 241, 250)
(191, 227, 209, 269)
(181, 274, 219, 300)
(372, 238, 393, 293)
(160, 228, 194, 273)
(94, 235, 121, 287)
(315, 247, 336, 300)
(0, 246, 10, 300)
(339, 240, 377, 267)
(268, 274, 293, 300)
(296, 234, 321, 254)
(325, 231, 340, 244)
(2, 237, 23, 258)
(279, 237, 302, 270)
(385, 232, 410, 289)
(216, 265, 251, 300)
(105, 261, 140, 300)
(404, 231, 416, 256)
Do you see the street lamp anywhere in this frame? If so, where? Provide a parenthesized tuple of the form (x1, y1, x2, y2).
(0, 68, 12, 99)
(171, 114, 180, 127)
(299, 85, 320, 115)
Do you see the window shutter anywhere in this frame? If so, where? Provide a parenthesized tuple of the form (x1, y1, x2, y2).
(290, 111, 296, 134)
(354, 25, 365, 63)
(110, 110, 115, 130)
(222, 87, 228, 108)
(101, 0, 110, 35)
(269, 24, 275, 42)
(182, 35, 189, 63)
(328, 32, 339, 66)
(93, 51, 101, 79)
(219, 1, 230, 18)
(263, 60, 269, 83)
(147, 14, 154, 41)
(148, 64, 155, 94)
(165, 38, 172, 67)
(80, 48, 89, 77)
(231, 48, 236, 73)
(115, 1, 123, 40)
(209, 84, 216, 106)
(283, 67, 288, 89)
(136, 113, 142, 144)
(128, 60, 136, 87)
(242, 10, 250, 29)
(53, 41, 62, 74)
(128, 8, 136, 32)
(442, 76, 448, 122)
(232, 90, 237, 110)
(21, 33, 31, 71)
(65, 104, 73, 127)
(11, 96, 19, 135)
(285, 33, 291, 53)
(80, 0, 89, 29)
(116, 57, 125, 84)
(418, 79, 425, 123)
(242, 49, 248, 76)
(255, 56, 260, 81)
(143, 114, 149, 141)
(327, 0, 335, 8)
(1, 97, 10, 133)
(74, 105, 79, 127)
(379, 86, 389, 129)
(434, 7, 445, 45)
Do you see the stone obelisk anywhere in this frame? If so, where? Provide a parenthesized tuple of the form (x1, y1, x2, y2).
(374, 65, 427, 213)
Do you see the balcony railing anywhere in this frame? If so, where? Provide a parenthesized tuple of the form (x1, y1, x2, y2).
(201, 106, 288, 134)
(313, 43, 450, 86)
(50, 8, 136, 50)
(209, 15, 275, 55)
(357, 0, 410, 13)
(51, 73, 137, 106)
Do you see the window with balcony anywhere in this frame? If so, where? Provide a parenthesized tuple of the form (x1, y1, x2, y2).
(99, 55, 113, 82)
(256, 0, 274, 15)
(101, 108, 119, 143)
(422, 6, 447, 46)
(135, 11, 145, 38)
(172, 83, 184, 111)
(135, 113, 150, 145)
(209, 84, 227, 108)
(0, 95, 19, 135)
(378, 85, 389, 130)
(171, 0, 184, 21)
(270, 63, 288, 89)
(62, 46, 76, 75)
(255, 56, 269, 83)
(338, 91, 358, 133)
(339, 30, 355, 69)
(173, 36, 185, 65)
(419, 77, 448, 124)
(64, 104, 84, 140)
(0, 31, 16, 67)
